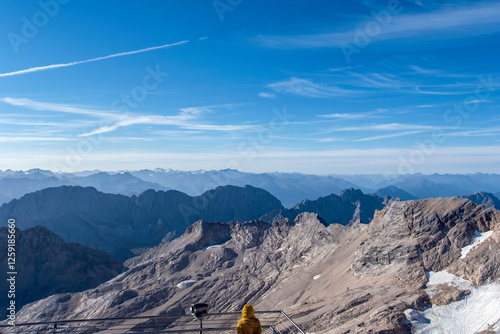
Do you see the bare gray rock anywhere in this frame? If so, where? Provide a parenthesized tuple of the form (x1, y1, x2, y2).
(463, 191, 500, 209)
(0, 226, 123, 319)
(352, 198, 500, 289)
(9, 198, 500, 334)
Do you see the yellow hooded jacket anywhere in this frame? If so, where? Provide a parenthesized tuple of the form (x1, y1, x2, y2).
(237, 304, 262, 334)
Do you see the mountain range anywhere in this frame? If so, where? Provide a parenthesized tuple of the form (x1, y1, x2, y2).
(0, 185, 284, 260)
(1, 171, 500, 332)
(2, 169, 500, 208)
(10, 197, 500, 333)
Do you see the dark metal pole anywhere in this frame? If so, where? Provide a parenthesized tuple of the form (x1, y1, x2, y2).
(198, 318, 203, 334)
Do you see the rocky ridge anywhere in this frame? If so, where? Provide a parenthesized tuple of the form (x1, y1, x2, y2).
(261, 188, 394, 225)
(0, 226, 123, 318)
(462, 191, 500, 210)
(10, 197, 500, 333)
(0, 185, 283, 260)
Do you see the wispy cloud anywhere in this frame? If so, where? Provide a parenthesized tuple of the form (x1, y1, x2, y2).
(267, 64, 482, 98)
(406, 65, 477, 79)
(331, 123, 447, 132)
(0, 136, 69, 142)
(79, 104, 253, 137)
(354, 130, 425, 142)
(318, 113, 367, 119)
(1, 97, 115, 118)
(415, 104, 437, 108)
(267, 77, 359, 98)
(318, 110, 383, 119)
(1, 97, 255, 137)
(0, 119, 61, 126)
(446, 127, 500, 137)
(257, 2, 500, 48)
(464, 99, 491, 104)
(316, 137, 344, 143)
(258, 92, 276, 98)
(0, 40, 189, 78)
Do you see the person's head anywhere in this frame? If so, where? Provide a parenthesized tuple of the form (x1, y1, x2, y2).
(242, 304, 255, 318)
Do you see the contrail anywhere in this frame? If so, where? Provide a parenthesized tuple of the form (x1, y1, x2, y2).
(0, 40, 189, 78)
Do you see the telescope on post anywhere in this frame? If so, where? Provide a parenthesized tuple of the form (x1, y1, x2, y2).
(190, 303, 209, 334)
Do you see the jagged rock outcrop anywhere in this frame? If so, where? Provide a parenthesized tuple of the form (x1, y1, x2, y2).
(0, 226, 123, 318)
(352, 198, 500, 287)
(261, 188, 394, 225)
(11, 214, 340, 328)
(463, 191, 500, 209)
(8, 198, 500, 333)
(0, 185, 283, 260)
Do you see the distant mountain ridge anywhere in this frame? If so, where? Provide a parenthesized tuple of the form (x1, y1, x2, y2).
(0, 185, 283, 260)
(374, 185, 417, 201)
(1, 169, 500, 207)
(61, 171, 170, 194)
(130, 168, 359, 207)
(0, 170, 169, 205)
(261, 188, 393, 225)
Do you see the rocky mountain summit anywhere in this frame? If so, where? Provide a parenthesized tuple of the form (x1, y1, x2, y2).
(0, 185, 283, 260)
(0, 226, 123, 318)
(462, 191, 500, 209)
(12, 197, 500, 333)
(261, 188, 394, 225)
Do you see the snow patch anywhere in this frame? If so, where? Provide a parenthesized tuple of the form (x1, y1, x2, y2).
(176, 280, 197, 289)
(205, 245, 222, 250)
(427, 270, 471, 287)
(407, 282, 500, 333)
(426, 270, 471, 298)
(460, 230, 493, 259)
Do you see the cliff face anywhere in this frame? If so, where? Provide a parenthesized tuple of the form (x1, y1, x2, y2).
(9, 198, 500, 333)
(0, 226, 123, 318)
(0, 185, 283, 260)
(352, 198, 500, 287)
(462, 191, 500, 209)
(261, 188, 393, 225)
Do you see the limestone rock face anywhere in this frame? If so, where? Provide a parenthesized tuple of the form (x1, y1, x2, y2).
(352, 198, 500, 288)
(12, 214, 338, 326)
(0, 226, 123, 318)
(10, 198, 500, 334)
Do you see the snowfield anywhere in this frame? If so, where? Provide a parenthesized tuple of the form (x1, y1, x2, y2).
(425, 270, 471, 298)
(460, 230, 494, 259)
(406, 270, 500, 333)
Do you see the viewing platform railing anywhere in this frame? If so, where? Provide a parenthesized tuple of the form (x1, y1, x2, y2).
(0, 310, 306, 334)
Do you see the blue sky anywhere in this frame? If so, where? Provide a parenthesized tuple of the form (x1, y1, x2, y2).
(1, 0, 500, 175)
